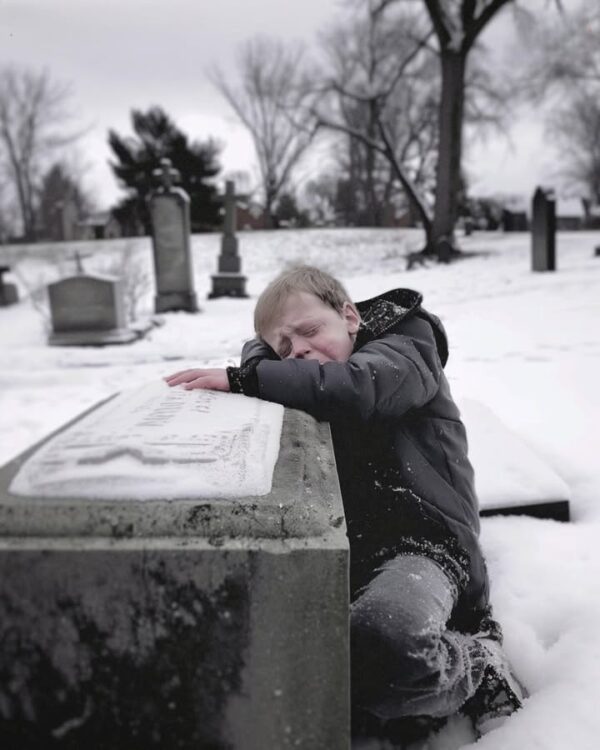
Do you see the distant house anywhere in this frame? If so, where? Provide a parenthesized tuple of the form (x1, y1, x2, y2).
(236, 200, 268, 231)
(77, 212, 123, 240)
(498, 194, 588, 232)
(503, 198, 529, 230)
(380, 201, 418, 228)
(42, 198, 81, 242)
(555, 198, 585, 230)
(583, 200, 600, 229)
(38, 202, 125, 243)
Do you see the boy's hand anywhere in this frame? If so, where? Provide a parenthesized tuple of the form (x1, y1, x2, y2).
(164, 368, 230, 392)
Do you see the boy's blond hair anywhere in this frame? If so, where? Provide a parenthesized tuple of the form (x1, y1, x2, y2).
(254, 265, 355, 337)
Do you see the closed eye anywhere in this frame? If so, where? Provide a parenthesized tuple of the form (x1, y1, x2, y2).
(299, 326, 319, 337)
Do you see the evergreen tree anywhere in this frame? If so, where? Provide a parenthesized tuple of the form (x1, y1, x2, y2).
(108, 107, 222, 233)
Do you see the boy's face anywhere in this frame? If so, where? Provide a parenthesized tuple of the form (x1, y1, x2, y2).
(262, 292, 360, 363)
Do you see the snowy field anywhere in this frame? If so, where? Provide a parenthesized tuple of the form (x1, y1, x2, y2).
(1, 227, 599, 749)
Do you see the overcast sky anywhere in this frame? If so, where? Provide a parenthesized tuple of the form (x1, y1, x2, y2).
(0, 0, 582, 210)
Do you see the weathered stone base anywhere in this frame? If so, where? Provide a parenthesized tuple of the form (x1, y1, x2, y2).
(0, 283, 19, 306)
(209, 273, 248, 299)
(0, 538, 348, 749)
(48, 327, 143, 347)
(0, 403, 350, 747)
(154, 291, 199, 313)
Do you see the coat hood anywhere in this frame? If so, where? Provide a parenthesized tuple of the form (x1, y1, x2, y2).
(354, 288, 449, 367)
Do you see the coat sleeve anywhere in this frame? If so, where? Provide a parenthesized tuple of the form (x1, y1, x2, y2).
(241, 338, 277, 364)
(252, 317, 443, 422)
(226, 337, 279, 395)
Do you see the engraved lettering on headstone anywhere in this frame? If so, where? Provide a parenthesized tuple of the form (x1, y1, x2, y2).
(9, 382, 284, 499)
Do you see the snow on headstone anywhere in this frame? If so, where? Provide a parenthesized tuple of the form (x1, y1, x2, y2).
(9, 380, 283, 499)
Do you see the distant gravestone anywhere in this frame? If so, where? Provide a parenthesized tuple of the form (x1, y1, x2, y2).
(149, 158, 198, 313)
(435, 236, 454, 263)
(0, 383, 349, 748)
(48, 274, 138, 346)
(531, 186, 556, 271)
(0, 265, 19, 307)
(209, 180, 248, 298)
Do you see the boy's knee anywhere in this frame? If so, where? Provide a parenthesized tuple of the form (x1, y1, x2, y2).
(351, 593, 441, 686)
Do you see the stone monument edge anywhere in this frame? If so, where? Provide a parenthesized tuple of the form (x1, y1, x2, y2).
(0, 399, 348, 545)
(0, 393, 119, 479)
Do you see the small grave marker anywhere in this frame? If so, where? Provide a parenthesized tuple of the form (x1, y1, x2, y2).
(531, 186, 556, 271)
(149, 158, 198, 313)
(48, 272, 139, 346)
(209, 180, 248, 298)
(0, 265, 19, 307)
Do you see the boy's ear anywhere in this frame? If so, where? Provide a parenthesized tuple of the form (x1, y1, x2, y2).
(342, 301, 361, 334)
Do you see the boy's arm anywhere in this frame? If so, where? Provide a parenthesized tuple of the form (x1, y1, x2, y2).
(164, 339, 277, 393)
(226, 338, 279, 395)
(231, 317, 443, 422)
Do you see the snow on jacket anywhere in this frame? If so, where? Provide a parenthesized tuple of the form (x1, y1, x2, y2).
(227, 289, 490, 629)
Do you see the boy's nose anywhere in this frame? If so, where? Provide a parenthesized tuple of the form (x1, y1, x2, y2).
(292, 338, 311, 359)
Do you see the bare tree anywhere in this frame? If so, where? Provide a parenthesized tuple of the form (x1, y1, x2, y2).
(521, 1, 599, 204)
(319, 2, 439, 229)
(523, 0, 598, 92)
(315, 0, 514, 258)
(316, 1, 438, 240)
(0, 66, 83, 241)
(210, 37, 318, 227)
(0, 172, 16, 241)
(417, 1, 513, 249)
(550, 96, 600, 204)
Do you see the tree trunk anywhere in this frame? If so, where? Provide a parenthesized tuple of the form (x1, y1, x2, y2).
(14, 172, 36, 241)
(365, 100, 378, 226)
(431, 51, 466, 253)
(265, 192, 277, 229)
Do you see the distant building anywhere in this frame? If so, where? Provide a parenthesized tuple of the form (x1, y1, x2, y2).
(380, 201, 417, 229)
(502, 208, 528, 232)
(43, 199, 81, 242)
(77, 212, 123, 240)
(500, 197, 529, 232)
(495, 194, 588, 232)
(236, 199, 268, 231)
(38, 200, 125, 242)
(583, 200, 600, 229)
(555, 198, 585, 230)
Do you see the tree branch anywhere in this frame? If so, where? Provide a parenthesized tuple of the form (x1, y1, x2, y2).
(464, 0, 513, 52)
(422, 0, 451, 48)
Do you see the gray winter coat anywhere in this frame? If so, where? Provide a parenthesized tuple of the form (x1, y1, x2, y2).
(228, 289, 489, 628)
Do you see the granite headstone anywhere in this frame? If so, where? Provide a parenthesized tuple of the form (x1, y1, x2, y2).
(209, 180, 248, 298)
(0, 382, 349, 748)
(48, 273, 139, 346)
(149, 158, 198, 313)
(0, 265, 18, 306)
(532, 186, 556, 272)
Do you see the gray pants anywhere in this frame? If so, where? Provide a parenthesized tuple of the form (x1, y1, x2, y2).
(351, 554, 489, 720)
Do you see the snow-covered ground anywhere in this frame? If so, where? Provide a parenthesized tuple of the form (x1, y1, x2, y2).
(1, 228, 599, 749)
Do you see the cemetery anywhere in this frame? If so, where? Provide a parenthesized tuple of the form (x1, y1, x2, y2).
(0, 221, 598, 748)
(1, 1, 600, 747)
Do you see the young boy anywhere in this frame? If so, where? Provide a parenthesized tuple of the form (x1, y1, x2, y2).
(165, 265, 525, 739)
